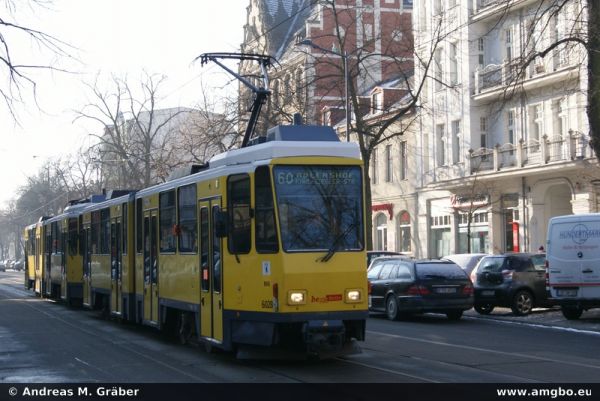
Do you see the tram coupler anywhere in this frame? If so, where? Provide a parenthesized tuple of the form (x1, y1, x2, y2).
(302, 319, 347, 355)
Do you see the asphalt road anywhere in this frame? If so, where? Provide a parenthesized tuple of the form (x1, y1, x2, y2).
(2, 270, 600, 383)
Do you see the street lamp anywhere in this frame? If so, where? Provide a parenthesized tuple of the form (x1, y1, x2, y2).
(296, 39, 351, 142)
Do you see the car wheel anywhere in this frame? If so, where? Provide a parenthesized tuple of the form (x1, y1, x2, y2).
(446, 310, 463, 320)
(474, 304, 494, 315)
(511, 290, 534, 316)
(561, 306, 583, 320)
(386, 295, 399, 321)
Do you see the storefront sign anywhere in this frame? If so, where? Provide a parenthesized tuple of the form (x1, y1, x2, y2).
(450, 193, 489, 209)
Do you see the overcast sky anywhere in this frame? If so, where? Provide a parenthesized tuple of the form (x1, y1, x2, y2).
(0, 0, 247, 207)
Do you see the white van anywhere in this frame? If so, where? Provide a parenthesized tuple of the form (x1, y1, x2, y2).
(546, 213, 600, 320)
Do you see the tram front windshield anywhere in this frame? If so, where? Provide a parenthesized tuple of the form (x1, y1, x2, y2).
(273, 165, 364, 252)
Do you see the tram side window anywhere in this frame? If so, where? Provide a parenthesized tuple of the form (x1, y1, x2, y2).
(68, 218, 78, 256)
(200, 207, 209, 291)
(101, 208, 110, 254)
(227, 174, 251, 254)
(136, 198, 142, 253)
(92, 211, 100, 254)
(78, 216, 83, 256)
(159, 190, 176, 253)
(255, 166, 278, 253)
(178, 184, 197, 253)
(122, 203, 128, 255)
(51, 222, 58, 254)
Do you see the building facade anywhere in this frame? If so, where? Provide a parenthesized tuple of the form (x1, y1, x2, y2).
(240, 0, 414, 128)
(410, 0, 599, 258)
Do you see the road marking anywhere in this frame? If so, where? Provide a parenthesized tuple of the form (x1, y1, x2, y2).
(366, 329, 600, 370)
(464, 315, 600, 337)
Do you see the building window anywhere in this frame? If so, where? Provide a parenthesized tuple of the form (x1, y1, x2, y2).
(433, 0, 442, 15)
(372, 148, 378, 184)
(159, 190, 176, 253)
(434, 48, 443, 90)
(322, 109, 331, 126)
(385, 145, 393, 182)
(480, 117, 488, 148)
(397, 211, 411, 253)
(399, 141, 408, 180)
(449, 42, 458, 85)
(436, 123, 446, 167)
(372, 91, 383, 114)
(295, 68, 304, 104)
(458, 211, 490, 253)
(478, 37, 485, 68)
(375, 213, 388, 251)
(505, 27, 513, 61)
(402, 0, 413, 9)
(529, 104, 543, 142)
(392, 29, 403, 42)
(178, 184, 197, 253)
(452, 120, 461, 164)
(507, 110, 515, 145)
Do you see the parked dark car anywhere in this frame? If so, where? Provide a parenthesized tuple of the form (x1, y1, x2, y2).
(471, 253, 549, 316)
(366, 251, 403, 268)
(368, 258, 474, 320)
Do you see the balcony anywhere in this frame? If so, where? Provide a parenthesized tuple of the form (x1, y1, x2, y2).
(473, 53, 578, 99)
(468, 130, 591, 174)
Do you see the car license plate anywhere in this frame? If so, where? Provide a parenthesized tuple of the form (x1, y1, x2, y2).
(435, 287, 457, 294)
(481, 290, 495, 296)
(556, 289, 577, 297)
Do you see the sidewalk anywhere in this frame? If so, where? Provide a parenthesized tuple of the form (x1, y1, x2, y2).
(465, 307, 600, 334)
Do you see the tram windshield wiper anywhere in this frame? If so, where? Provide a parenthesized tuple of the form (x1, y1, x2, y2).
(317, 223, 357, 263)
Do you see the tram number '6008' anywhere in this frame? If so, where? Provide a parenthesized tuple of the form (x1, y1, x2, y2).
(261, 300, 273, 309)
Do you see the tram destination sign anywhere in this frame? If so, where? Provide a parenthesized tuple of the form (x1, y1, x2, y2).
(275, 168, 359, 187)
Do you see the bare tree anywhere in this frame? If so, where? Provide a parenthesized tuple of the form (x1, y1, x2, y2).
(176, 81, 241, 165)
(0, 0, 72, 122)
(75, 72, 195, 189)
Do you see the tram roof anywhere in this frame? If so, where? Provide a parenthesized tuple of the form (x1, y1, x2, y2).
(135, 139, 361, 199)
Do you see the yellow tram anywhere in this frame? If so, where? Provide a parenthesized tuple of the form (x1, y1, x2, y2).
(43, 201, 89, 303)
(24, 218, 49, 296)
(24, 221, 43, 293)
(81, 191, 136, 319)
(133, 125, 368, 354)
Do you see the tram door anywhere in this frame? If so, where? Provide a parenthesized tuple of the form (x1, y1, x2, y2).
(110, 218, 122, 315)
(34, 231, 42, 294)
(82, 227, 92, 307)
(198, 199, 223, 343)
(60, 227, 67, 300)
(143, 210, 159, 325)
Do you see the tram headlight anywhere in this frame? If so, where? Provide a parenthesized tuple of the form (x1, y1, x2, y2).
(345, 289, 362, 303)
(287, 290, 307, 305)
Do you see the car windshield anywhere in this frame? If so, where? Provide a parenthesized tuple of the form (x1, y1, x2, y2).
(274, 165, 364, 252)
(477, 257, 507, 273)
(415, 263, 467, 279)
